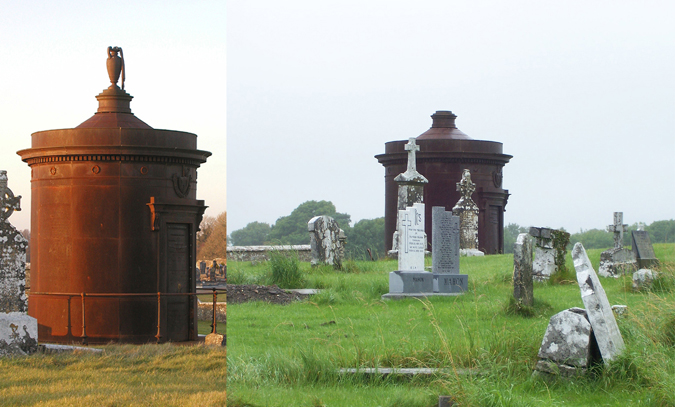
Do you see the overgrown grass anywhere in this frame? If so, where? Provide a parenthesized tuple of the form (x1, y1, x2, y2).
(0, 343, 226, 406)
(228, 244, 675, 406)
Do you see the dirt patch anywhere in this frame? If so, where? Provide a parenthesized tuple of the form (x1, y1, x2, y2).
(226, 284, 309, 305)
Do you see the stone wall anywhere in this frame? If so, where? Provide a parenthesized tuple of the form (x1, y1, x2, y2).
(226, 245, 312, 263)
(197, 300, 226, 323)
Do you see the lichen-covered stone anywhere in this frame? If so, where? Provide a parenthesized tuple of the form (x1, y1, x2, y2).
(308, 216, 344, 268)
(537, 309, 594, 367)
(529, 227, 570, 281)
(573, 243, 625, 363)
(598, 247, 637, 278)
(452, 169, 479, 250)
(0, 313, 38, 356)
(632, 269, 657, 291)
(513, 233, 533, 307)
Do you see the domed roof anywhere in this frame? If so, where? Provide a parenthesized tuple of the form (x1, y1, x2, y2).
(416, 111, 472, 140)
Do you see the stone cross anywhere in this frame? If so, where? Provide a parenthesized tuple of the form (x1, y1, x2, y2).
(0, 171, 21, 220)
(404, 138, 420, 173)
(606, 212, 628, 249)
(456, 169, 476, 198)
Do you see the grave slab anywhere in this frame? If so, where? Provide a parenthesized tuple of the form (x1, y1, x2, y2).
(631, 230, 659, 269)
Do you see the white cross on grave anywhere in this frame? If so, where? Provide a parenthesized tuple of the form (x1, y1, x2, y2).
(606, 212, 628, 249)
(404, 138, 420, 173)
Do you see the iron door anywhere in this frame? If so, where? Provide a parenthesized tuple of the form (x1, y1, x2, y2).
(166, 223, 190, 341)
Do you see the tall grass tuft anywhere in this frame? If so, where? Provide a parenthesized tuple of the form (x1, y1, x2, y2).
(269, 250, 305, 289)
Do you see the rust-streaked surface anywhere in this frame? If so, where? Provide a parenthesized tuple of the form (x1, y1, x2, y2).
(18, 54, 210, 343)
(376, 111, 511, 255)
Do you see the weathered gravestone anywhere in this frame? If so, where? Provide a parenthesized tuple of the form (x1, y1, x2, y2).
(573, 242, 625, 363)
(598, 212, 637, 278)
(308, 215, 344, 269)
(0, 171, 38, 356)
(631, 230, 659, 269)
(452, 170, 483, 257)
(529, 227, 570, 281)
(513, 233, 534, 307)
(431, 206, 467, 294)
(389, 138, 428, 256)
(533, 307, 601, 378)
(384, 203, 433, 296)
(632, 268, 657, 291)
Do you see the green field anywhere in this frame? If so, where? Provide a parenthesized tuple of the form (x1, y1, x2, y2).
(228, 244, 675, 407)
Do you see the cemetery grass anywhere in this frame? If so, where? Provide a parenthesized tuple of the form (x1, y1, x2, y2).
(0, 321, 226, 406)
(228, 244, 675, 406)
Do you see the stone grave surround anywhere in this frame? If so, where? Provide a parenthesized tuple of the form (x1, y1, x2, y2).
(513, 233, 533, 307)
(598, 212, 637, 278)
(389, 138, 428, 255)
(529, 227, 571, 281)
(0, 170, 38, 356)
(452, 169, 482, 257)
(308, 215, 344, 268)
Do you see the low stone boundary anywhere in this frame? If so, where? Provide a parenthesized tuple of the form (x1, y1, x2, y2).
(226, 245, 311, 263)
(197, 300, 226, 323)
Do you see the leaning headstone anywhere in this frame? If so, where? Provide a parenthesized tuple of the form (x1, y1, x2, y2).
(513, 233, 534, 307)
(431, 207, 467, 294)
(631, 230, 659, 269)
(529, 227, 571, 281)
(389, 138, 428, 256)
(452, 169, 483, 256)
(386, 203, 433, 295)
(0, 171, 38, 356)
(573, 242, 625, 363)
(598, 212, 637, 278)
(533, 308, 601, 378)
(308, 215, 344, 268)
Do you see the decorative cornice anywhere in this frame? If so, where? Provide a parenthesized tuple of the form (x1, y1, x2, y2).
(23, 154, 204, 167)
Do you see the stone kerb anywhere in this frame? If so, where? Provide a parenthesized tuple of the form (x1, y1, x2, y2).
(513, 233, 534, 307)
(573, 243, 625, 363)
(308, 216, 344, 268)
(0, 170, 38, 356)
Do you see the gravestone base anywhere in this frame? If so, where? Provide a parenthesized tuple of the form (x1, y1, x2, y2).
(434, 274, 468, 293)
(0, 313, 38, 357)
(204, 332, 225, 347)
(383, 271, 467, 299)
(459, 249, 484, 257)
(388, 271, 433, 294)
(533, 360, 587, 379)
(598, 248, 637, 278)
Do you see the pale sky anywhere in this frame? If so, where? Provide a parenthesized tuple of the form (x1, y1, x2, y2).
(0, 1, 226, 231)
(228, 1, 675, 234)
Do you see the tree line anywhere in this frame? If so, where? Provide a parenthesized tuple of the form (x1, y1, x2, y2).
(503, 219, 674, 254)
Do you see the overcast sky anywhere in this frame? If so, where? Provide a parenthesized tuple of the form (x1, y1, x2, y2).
(228, 1, 674, 235)
(0, 1, 226, 231)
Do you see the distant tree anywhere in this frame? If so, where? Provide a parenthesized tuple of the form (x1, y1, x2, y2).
(345, 217, 385, 259)
(647, 219, 675, 243)
(230, 221, 271, 246)
(197, 215, 216, 253)
(503, 223, 528, 254)
(197, 211, 227, 260)
(569, 228, 614, 250)
(267, 200, 351, 245)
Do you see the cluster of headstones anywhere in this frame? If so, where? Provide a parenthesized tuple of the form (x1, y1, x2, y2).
(599, 212, 659, 279)
(382, 204, 468, 298)
(0, 171, 38, 356)
(197, 260, 226, 283)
